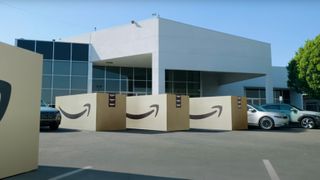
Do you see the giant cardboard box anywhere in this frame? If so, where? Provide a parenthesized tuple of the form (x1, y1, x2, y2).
(126, 94, 189, 131)
(0, 42, 42, 179)
(56, 93, 126, 131)
(190, 96, 247, 130)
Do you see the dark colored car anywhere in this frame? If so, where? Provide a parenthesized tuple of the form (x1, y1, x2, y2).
(261, 103, 320, 129)
(40, 100, 61, 130)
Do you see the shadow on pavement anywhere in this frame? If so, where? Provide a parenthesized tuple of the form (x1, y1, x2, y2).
(187, 129, 230, 133)
(246, 126, 307, 133)
(5, 165, 187, 180)
(40, 128, 81, 133)
(110, 129, 171, 134)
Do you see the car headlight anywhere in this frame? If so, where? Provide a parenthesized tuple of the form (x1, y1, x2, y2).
(56, 113, 61, 120)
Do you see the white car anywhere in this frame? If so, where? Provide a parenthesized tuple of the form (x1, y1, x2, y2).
(247, 104, 289, 130)
(261, 104, 320, 129)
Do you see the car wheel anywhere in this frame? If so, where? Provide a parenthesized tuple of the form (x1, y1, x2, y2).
(259, 117, 274, 130)
(49, 124, 59, 130)
(300, 117, 316, 129)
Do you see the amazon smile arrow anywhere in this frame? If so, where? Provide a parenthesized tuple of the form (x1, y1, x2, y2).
(126, 104, 159, 120)
(190, 105, 223, 120)
(59, 103, 91, 119)
(0, 80, 11, 122)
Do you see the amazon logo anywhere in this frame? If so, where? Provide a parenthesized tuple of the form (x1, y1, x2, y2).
(59, 103, 91, 119)
(126, 104, 159, 120)
(190, 105, 223, 120)
(0, 80, 12, 122)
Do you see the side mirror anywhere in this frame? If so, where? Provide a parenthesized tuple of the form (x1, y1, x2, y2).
(291, 108, 298, 113)
(249, 109, 256, 113)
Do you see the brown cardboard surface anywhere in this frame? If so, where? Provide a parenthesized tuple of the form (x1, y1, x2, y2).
(56, 93, 126, 131)
(190, 96, 247, 130)
(96, 93, 126, 131)
(231, 96, 248, 130)
(167, 94, 189, 131)
(0, 42, 42, 179)
(126, 94, 189, 131)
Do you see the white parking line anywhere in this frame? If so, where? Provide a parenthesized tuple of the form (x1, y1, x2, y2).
(263, 159, 280, 180)
(48, 166, 92, 180)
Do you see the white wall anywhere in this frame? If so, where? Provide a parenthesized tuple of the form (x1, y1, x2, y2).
(66, 17, 275, 96)
(65, 18, 159, 61)
(158, 18, 272, 74)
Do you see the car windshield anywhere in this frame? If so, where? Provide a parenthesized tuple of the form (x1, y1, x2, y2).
(249, 104, 265, 112)
(289, 104, 303, 111)
(41, 100, 48, 107)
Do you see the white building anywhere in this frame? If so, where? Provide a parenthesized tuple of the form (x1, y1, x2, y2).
(16, 17, 303, 107)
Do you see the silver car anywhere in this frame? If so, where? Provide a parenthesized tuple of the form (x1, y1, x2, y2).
(247, 104, 289, 130)
(261, 104, 320, 129)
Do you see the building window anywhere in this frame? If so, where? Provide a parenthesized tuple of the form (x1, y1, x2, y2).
(245, 88, 266, 105)
(43, 60, 52, 75)
(274, 89, 290, 104)
(245, 88, 290, 105)
(36, 41, 53, 59)
(17, 39, 89, 106)
(92, 66, 151, 95)
(54, 42, 71, 60)
(53, 61, 70, 75)
(17, 40, 35, 51)
(72, 43, 88, 61)
(165, 70, 200, 97)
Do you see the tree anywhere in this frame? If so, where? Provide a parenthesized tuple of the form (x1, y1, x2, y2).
(287, 34, 320, 98)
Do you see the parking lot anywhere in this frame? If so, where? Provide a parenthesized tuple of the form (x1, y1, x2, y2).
(7, 127, 320, 180)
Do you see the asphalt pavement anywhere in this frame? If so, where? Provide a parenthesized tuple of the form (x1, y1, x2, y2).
(6, 127, 320, 180)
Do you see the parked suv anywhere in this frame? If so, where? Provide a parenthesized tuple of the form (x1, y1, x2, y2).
(40, 100, 61, 130)
(247, 104, 289, 130)
(261, 104, 320, 129)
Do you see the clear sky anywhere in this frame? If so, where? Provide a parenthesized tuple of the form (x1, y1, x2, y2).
(0, 0, 319, 66)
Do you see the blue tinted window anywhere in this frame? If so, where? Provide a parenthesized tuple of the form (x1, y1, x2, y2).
(92, 80, 104, 92)
(54, 61, 70, 75)
(41, 89, 52, 105)
(36, 41, 53, 59)
(42, 75, 52, 88)
(106, 66, 120, 79)
(17, 40, 35, 51)
(53, 76, 70, 89)
(71, 76, 87, 90)
(120, 80, 128, 92)
(106, 79, 120, 92)
(71, 90, 87, 95)
(93, 66, 105, 78)
(72, 43, 88, 61)
(72, 62, 88, 76)
(54, 42, 70, 60)
(43, 60, 52, 74)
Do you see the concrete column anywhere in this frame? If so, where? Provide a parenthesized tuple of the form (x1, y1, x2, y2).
(265, 73, 274, 103)
(152, 52, 165, 94)
(87, 44, 94, 93)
